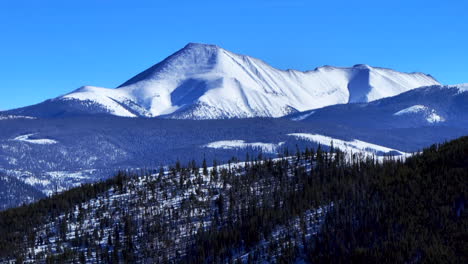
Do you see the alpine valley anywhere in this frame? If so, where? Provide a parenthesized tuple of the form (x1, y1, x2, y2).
(0, 43, 467, 210)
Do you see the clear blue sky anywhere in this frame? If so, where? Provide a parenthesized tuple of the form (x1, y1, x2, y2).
(1, 0, 467, 110)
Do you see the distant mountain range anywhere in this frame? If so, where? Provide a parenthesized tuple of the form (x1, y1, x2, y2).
(1, 43, 467, 210)
(288, 84, 468, 129)
(6, 43, 439, 119)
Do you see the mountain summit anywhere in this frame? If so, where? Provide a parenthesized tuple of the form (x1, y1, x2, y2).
(7, 43, 440, 119)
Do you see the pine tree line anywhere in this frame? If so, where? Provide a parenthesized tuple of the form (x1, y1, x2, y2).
(0, 137, 466, 263)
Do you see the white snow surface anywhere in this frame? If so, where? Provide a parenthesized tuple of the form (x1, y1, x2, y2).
(394, 105, 428, 115)
(448, 83, 468, 93)
(23, 176, 51, 187)
(426, 112, 444, 123)
(291, 111, 315, 121)
(12, 134, 58, 145)
(204, 140, 285, 153)
(0, 115, 36, 120)
(62, 86, 140, 117)
(58, 43, 439, 119)
(288, 133, 409, 157)
(393, 105, 445, 123)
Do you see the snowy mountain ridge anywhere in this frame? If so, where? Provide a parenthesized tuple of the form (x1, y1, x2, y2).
(8, 43, 439, 119)
(1, 84, 467, 208)
(287, 83, 468, 130)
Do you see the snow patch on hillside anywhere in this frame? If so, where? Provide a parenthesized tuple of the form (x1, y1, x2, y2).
(12, 134, 58, 145)
(291, 111, 315, 121)
(448, 83, 468, 93)
(426, 112, 444, 123)
(394, 105, 428, 115)
(393, 105, 445, 123)
(288, 133, 408, 157)
(62, 86, 139, 117)
(23, 176, 51, 187)
(45, 170, 97, 180)
(204, 140, 285, 153)
(0, 115, 36, 120)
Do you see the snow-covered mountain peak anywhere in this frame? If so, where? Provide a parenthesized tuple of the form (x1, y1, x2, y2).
(184, 42, 221, 50)
(67, 85, 103, 94)
(8, 43, 441, 119)
(118, 43, 224, 88)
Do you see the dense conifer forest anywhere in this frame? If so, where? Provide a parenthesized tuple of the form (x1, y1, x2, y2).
(0, 173, 45, 211)
(0, 137, 466, 263)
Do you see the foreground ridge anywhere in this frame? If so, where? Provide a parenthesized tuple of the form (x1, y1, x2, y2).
(0, 136, 466, 263)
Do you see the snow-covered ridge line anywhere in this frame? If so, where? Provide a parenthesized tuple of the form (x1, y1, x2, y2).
(12, 134, 58, 145)
(61, 88, 139, 118)
(291, 111, 315, 121)
(26, 42, 439, 120)
(204, 140, 285, 153)
(0, 115, 36, 120)
(393, 105, 428, 115)
(393, 105, 445, 123)
(288, 133, 409, 158)
(448, 83, 468, 92)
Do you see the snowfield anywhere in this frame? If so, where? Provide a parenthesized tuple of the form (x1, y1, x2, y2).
(204, 134, 410, 158)
(291, 111, 315, 121)
(12, 134, 58, 144)
(23, 176, 51, 187)
(393, 105, 428, 115)
(426, 112, 445, 123)
(62, 87, 139, 117)
(53, 43, 439, 119)
(0, 115, 36, 120)
(288, 133, 409, 157)
(204, 140, 285, 153)
(393, 105, 445, 123)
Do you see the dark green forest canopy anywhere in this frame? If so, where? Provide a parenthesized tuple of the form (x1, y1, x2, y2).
(0, 136, 466, 263)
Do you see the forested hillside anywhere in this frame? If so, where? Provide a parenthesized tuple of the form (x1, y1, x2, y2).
(0, 173, 45, 211)
(1, 112, 466, 208)
(0, 137, 466, 263)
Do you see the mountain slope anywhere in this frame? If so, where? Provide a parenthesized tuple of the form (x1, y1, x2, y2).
(0, 173, 45, 210)
(0, 136, 466, 263)
(288, 84, 468, 129)
(5, 43, 439, 119)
